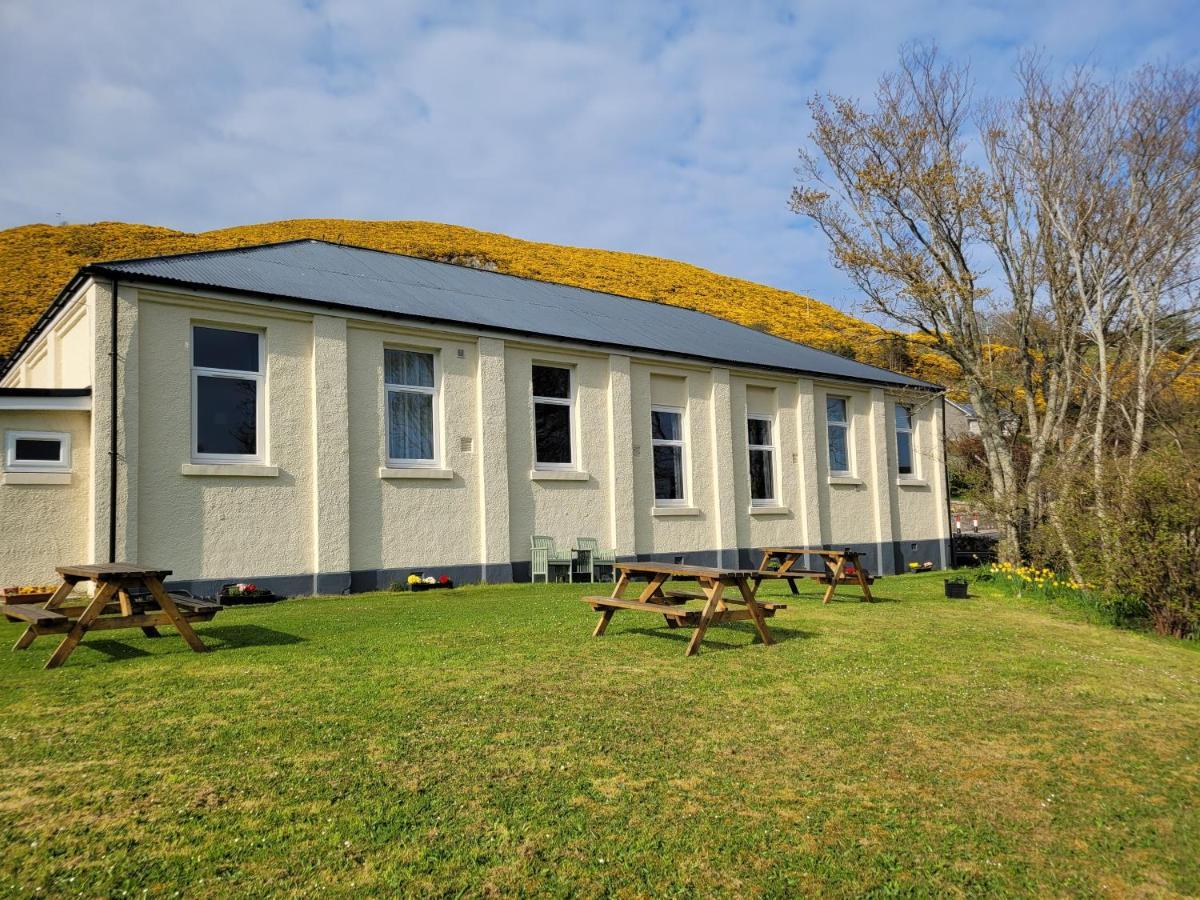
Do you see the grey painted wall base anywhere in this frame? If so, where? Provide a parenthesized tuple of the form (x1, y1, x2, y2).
(163, 539, 949, 598)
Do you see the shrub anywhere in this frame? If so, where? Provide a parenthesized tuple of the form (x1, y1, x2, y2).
(1040, 446, 1200, 639)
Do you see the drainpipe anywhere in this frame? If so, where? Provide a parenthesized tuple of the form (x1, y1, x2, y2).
(108, 279, 119, 564)
(941, 393, 954, 570)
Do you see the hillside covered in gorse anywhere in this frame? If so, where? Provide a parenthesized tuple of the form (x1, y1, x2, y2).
(0, 219, 957, 384)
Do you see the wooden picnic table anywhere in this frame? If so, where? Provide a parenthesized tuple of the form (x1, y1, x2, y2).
(5, 563, 222, 669)
(752, 547, 875, 603)
(582, 561, 786, 656)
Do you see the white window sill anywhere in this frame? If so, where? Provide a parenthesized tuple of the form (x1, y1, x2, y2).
(379, 467, 453, 480)
(652, 505, 700, 517)
(2, 472, 72, 485)
(828, 475, 864, 486)
(896, 477, 930, 489)
(749, 505, 791, 516)
(182, 463, 279, 478)
(529, 469, 590, 481)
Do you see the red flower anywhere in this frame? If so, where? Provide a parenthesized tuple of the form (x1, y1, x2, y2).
(438, 575, 450, 584)
(844, 565, 856, 575)
(245, 584, 258, 593)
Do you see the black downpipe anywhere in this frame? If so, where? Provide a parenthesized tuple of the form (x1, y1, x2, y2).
(941, 394, 954, 569)
(108, 279, 119, 564)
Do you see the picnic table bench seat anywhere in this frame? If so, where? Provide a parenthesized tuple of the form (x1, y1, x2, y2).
(3, 604, 68, 625)
(166, 595, 222, 614)
(582, 596, 699, 620)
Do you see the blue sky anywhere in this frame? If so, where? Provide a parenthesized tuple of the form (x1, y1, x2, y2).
(1, 1, 1196, 314)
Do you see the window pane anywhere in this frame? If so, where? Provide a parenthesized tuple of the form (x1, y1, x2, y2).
(828, 425, 849, 473)
(750, 449, 774, 501)
(895, 405, 911, 430)
(385, 349, 434, 388)
(654, 445, 684, 500)
(651, 409, 682, 441)
(194, 327, 259, 372)
(14, 438, 62, 462)
(826, 397, 847, 424)
(897, 430, 913, 475)
(747, 418, 771, 447)
(388, 390, 434, 460)
(532, 365, 570, 399)
(196, 376, 258, 456)
(534, 402, 572, 464)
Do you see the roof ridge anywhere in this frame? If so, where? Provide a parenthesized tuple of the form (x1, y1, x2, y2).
(84, 237, 319, 268)
(11, 239, 939, 391)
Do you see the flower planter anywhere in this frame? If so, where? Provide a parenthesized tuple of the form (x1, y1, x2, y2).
(218, 585, 280, 606)
(1, 587, 55, 605)
(410, 581, 454, 592)
(944, 578, 970, 599)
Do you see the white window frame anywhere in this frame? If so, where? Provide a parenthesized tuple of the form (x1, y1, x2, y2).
(826, 395, 852, 476)
(531, 363, 576, 471)
(747, 414, 778, 506)
(190, 325, 266, 465)
(895, 404, 915, 477)
(385, 346, 442, 469)
(651, 404, 689, 507)
(5, 430, 71, 473)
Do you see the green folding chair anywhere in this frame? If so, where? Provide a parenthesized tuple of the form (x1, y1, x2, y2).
(576, 537, 617, 583)
(530, 535, 573, 583)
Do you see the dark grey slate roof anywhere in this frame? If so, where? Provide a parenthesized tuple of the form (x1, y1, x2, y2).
(82, 239, 935, 389)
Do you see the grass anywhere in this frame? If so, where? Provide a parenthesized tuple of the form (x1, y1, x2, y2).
(1, 573, 1197, 897)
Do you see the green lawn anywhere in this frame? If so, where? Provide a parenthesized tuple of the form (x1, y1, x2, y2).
(1, 574, 1197, 897)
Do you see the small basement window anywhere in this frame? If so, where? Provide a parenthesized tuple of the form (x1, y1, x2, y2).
(5, 431, 71, 472)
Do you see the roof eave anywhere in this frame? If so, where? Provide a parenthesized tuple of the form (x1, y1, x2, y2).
(0, 387, 92, 411)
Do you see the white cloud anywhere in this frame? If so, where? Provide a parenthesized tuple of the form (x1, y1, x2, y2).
(1, 0, 1195, 309)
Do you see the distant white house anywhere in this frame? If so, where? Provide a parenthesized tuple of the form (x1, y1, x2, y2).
(945, 399, 981, 438)
(0, 240, 951, 594)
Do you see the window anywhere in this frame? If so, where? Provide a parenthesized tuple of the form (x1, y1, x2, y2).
(895, 404, 914, 476)
(532, 365, 574, 468)
(651, 406, 686, 505)
(826, 396, 850, 474)
(747, 416, 777, 505)
(5, 431, 70, 472)
(386, 348, 438, 466)
(192, 326, 264, 462)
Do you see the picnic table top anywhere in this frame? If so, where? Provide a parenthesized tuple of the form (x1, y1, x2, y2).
(759, 547, 862, 559)
(55, 563, 173, 582)
(613, 561, 758, 579)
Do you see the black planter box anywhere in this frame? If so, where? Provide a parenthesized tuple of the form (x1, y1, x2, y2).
(410, 581, 454, 592)
(944, 579, 969, 599)
(219, 587, 281, 606)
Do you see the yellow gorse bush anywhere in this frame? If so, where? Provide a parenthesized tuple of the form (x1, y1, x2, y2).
(0, 219, 957, 384)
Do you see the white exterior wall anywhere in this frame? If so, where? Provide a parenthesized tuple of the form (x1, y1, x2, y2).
(346, 323, 482, 581)
(0, 293, 92, 391)
(0, 279, 950, 590)
(0, 410, 91, 586)
(504, 344, 613, 565)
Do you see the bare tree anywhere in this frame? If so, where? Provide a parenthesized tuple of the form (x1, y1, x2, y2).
(793, 45, 1028, 556)
(792, 45, 1200, 568)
